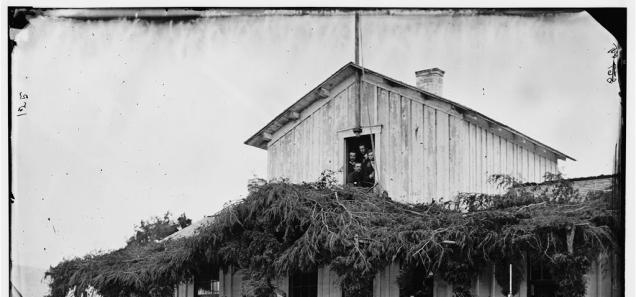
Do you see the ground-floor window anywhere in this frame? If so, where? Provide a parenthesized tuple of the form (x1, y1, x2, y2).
(195, 268, 221, 297)
(398, 265, 434, 297)
(344, 134, 376, 187)
(528, 260, 557, 297)
(289, 271, 318, 297)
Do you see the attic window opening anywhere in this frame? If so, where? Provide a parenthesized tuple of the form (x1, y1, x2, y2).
(194, 268, 220, 297)
(289, 270, 318, 297)
(345, 134, 376, 187)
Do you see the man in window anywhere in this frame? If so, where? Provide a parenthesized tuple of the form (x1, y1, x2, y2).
(347, 163, 364, 186)
(357, 144, 368, 163)
(362, 151, 375, 187)
(347, 151, 357, 174)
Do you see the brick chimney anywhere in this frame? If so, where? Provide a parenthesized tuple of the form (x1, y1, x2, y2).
(415, 68, 445, 96)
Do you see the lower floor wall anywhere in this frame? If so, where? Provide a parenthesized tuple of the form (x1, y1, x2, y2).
(175, 254, 617, 297)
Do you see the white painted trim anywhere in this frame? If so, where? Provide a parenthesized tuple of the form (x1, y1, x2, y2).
(336, 125, 383, 138)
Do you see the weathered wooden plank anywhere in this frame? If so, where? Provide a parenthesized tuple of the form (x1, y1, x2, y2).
(449, 116, 460, 198)
(284, 128, 292, 181)
(486, 131, 494, 193)
(460, 121, 470, 193)
(526, 148, 533, 182)
(306, 116, 313, 181)
(373, 269, 381, 297)
(274, 143, 281, 180)
(469, 123, 476, 193)
(520, 145, 527, 182)
(513, 144, 519, 181)
(331, 268, 342, 297)
(279, 129, 287, 180)
(537, 150, 547, 182)
(499, 135, 505, 176)
(317, 266, 326, 297)
(424, 106, 437, 202)
(493, 134, 502, 193)
(377, 88, 389, 188)
(268, 76, 356, 147)
(524, 147, 530, 182)
(530, 150, 537, 183)
(479, 127, 487, 194)
(411, 101, 424, 202)
(361, 82, 375, 127)
(535, 155, 541, 180)
(282, 128, 289, 180)
(538, 154, 544, 181)
(313, 111, 321, 178)
(311, 114, 319, 180)
(475, 126, 481, 193)
(503, 140, 511, 177)
(389, 91, 402, 200)
(287, 132, 293, 180)
(363, 75, 460, 117)
(267, 147, 273, 179)
(232, 270, 243, 297)
(322, 100, 333, 172)
(496, 137, 503, 181)
(509, 141, 516, 178)
(401, 97, 411, 202)
(381, 266, 389, 297)
(271, 141, 278, 179)
(436, 111, 450, 200)
(347, 83, 358, 129)
(373, 84, 379, 125)
(301, 123, 309, 182)
(309, 117, 316, 181)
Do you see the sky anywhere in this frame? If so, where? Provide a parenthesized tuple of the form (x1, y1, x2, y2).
(9, 9, 620, 295)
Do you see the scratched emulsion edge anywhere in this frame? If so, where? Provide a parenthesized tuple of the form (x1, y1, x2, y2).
(7, 7, 42, 296)
(585, 8, 628, 296)
(3, 7, 628, 297)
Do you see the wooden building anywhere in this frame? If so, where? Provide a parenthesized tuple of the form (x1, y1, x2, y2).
(176, 63, 615, 297)
(245, 63, 573, 203)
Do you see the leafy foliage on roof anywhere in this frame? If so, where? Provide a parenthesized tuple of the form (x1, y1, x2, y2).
(46, 174, 618, 297)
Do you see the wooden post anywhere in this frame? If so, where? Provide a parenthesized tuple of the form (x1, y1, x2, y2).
(491, 264, 496, 297)
(509, 263, 512, 297)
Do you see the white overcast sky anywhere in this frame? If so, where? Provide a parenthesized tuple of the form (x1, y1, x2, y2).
(10, 8, 620, 285)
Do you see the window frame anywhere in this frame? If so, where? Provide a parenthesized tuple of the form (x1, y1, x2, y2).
(194, 268, 221, 297)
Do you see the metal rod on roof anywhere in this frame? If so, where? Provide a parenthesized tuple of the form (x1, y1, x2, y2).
(354, 12, 360, 65)
(353, 12, 362, 135)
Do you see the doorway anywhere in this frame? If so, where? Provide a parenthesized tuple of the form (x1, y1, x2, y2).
(528, 260, 557, 297)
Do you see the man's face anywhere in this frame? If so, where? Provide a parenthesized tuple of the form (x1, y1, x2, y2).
(368, 152, 374, 161)
(359, 145, 366, 154)
(349, 152, 356, 162)
(354, 163, 362, 172)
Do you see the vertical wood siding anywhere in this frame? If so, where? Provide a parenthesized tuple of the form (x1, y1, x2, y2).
(373, 263, 400, 297)
(267, 79, 559, 203)
(317, 266, 343, 297)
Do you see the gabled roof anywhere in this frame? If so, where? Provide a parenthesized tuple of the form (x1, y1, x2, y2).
(244, 62, 574, 161)
(161, 215, 215, 241)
